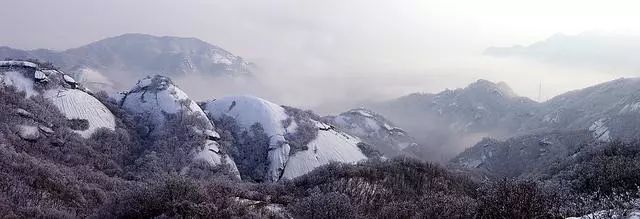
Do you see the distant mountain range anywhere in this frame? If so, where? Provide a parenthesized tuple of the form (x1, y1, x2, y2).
(369, 78, 640, 162)
(0, 33, 254, 91)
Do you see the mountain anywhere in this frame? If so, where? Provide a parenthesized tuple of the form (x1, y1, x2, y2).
(0, 33, 253, 91)
(450, 78, 640, 180)
(369, 79, 539, 161)
(203, 95, 370, 182)
(525, 77, 640, 142)
(450, 130, 596, 178)
(325, 108, 419, 158)
(371, 78, 640, 162)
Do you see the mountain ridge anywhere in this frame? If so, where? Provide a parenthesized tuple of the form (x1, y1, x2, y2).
(0, 33, 254, 92)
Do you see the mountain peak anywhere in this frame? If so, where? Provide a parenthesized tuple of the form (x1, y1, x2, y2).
(466, 79, 516, 98)
(0, 33, 254, 90)
(91, 33, 212, 47)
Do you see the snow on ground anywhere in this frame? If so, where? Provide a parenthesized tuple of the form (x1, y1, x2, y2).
(589, 118, 611, 142)
(0, 61, 38, 68)
(206, 95, 367, 181)
(44, 89, 116, 138)
(206, 95, 289, 140)
(1, 62, 117, 138)
(211, 53, 234, 65)
(620, 102, 640, 114)
(281, 121, 367, 179)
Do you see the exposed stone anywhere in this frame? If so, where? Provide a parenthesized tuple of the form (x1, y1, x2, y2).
(17, 125, 40, 141)
(38, 125, 54, 134)
(34, 70, 48, 82)
(15, 108, 34, 118)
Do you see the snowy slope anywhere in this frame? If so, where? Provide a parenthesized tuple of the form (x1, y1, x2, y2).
(0, 61, 116, 138)
(120, 75, 238, 175)
(120, 75, 209, 126)
(44, 89, 116, 138)
(329, 108, 418, 157)
(281, 121, 367, 179)
(205, 95, 368, 181)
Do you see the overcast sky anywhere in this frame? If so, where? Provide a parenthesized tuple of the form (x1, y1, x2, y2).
(3, 0, 640, 111)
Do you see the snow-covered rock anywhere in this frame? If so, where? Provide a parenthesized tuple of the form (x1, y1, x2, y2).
(0, 60, 38, 68)
(0, 61, 117, 138)
(34, 70, 48, 82)
(44, 89, 116, 138)
(120, 75, 238, 176)
(205, 95, 368, 181)
(329, 108, 418, 157)
(281, 121, 367, 179)
(17, 125, 40, 141)
(120, 75, 210, 127)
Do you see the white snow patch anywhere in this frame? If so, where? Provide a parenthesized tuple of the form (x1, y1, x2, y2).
(34, 70, 48, 81)
(620, 102, 640, 114)
(63, 74, 77, 84)
(0, 61, 37, 68)
(211, 53, 234, 65)
(44, 89, 116, 138)
(122, 82, 208, 125)
(206, 95, 289, 142)
(353, 109, 374, 118)
(205, 95, 292, 181)
(281, 126, 367, 180)
(589, 118, 611, 142)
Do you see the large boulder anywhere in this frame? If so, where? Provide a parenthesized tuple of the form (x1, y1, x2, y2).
(204, 95, 368, 182)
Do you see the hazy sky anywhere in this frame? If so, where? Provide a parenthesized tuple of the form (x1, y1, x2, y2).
(2, 0, 640, 111)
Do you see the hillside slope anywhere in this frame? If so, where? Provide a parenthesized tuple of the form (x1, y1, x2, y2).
(204, 95, 368, 182)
